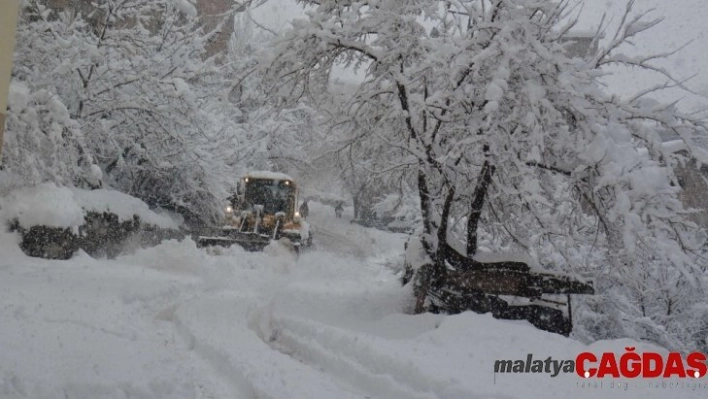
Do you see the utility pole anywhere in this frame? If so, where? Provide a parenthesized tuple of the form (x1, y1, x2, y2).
(0, 0, 20, 166)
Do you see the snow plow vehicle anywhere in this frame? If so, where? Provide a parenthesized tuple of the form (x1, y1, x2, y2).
(197, 172, 312, 251)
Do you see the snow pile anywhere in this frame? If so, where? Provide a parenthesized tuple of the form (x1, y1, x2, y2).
(263, 239, 299, 265)
(71, 187, 179, 228)
(0, 182, 180, 229)
(0, 226, 25, 259)
(0, 183, 85, 228)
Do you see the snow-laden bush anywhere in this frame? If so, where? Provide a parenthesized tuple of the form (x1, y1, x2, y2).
(9, 0, 235, 225)
(3, 81, 99, 189)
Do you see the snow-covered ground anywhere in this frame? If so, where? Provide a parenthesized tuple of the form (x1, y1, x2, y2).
(1, 201, 705, 398)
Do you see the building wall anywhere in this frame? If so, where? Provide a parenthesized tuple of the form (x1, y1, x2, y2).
(195, 0, 234, 60)
(0, 0, 20, 165)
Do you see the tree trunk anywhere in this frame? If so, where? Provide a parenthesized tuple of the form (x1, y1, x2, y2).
(353, 194, 359, 219)
(417, 168, 434, 253)
(413, 171, 459, 313)
(412, 169, 438, 313)
(467, 160, 495, 257)
(435, 185, 456, 266)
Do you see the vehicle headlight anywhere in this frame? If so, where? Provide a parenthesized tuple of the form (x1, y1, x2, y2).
(294, 211, 301, 222)
(225, 205, 234, 214)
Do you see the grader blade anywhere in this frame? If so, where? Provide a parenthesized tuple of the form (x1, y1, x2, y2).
(197, 233, 272, 252)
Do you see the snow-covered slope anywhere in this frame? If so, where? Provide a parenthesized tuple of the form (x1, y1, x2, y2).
(0, 202, 704, 398)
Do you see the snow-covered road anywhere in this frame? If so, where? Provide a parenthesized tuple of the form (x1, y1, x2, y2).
(1, 202, 706, 398)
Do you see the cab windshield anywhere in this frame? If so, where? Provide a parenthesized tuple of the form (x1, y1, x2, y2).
(244, 179, 294, 215)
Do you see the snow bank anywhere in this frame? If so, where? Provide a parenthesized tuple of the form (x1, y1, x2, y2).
(0, 182, 180, 229)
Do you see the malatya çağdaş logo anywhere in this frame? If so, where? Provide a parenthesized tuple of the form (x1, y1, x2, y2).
(494, 348, 707, 379)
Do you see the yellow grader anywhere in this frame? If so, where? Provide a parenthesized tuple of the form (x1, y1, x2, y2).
(197, 172, 312, 251)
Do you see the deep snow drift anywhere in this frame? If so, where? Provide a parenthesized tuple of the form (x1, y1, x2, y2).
(0, 202, 705, 398)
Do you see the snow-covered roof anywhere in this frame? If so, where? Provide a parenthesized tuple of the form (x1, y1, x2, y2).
(245, 171, 294, 182)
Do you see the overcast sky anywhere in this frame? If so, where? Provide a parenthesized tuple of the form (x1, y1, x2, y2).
(249, 0, 708, 112)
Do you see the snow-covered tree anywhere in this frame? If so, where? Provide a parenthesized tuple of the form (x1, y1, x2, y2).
(3, 81, 100, 189)
(264, 0, 708, 349)
(214, 12, 325, 186)
(7, 0, 325, 225)
(7, 0, 241, 223)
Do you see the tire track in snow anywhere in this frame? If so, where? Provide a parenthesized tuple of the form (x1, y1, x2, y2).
(155, 302, 260, 399)
(258, 312, 514, 399)
(158, 294, 370, 399)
